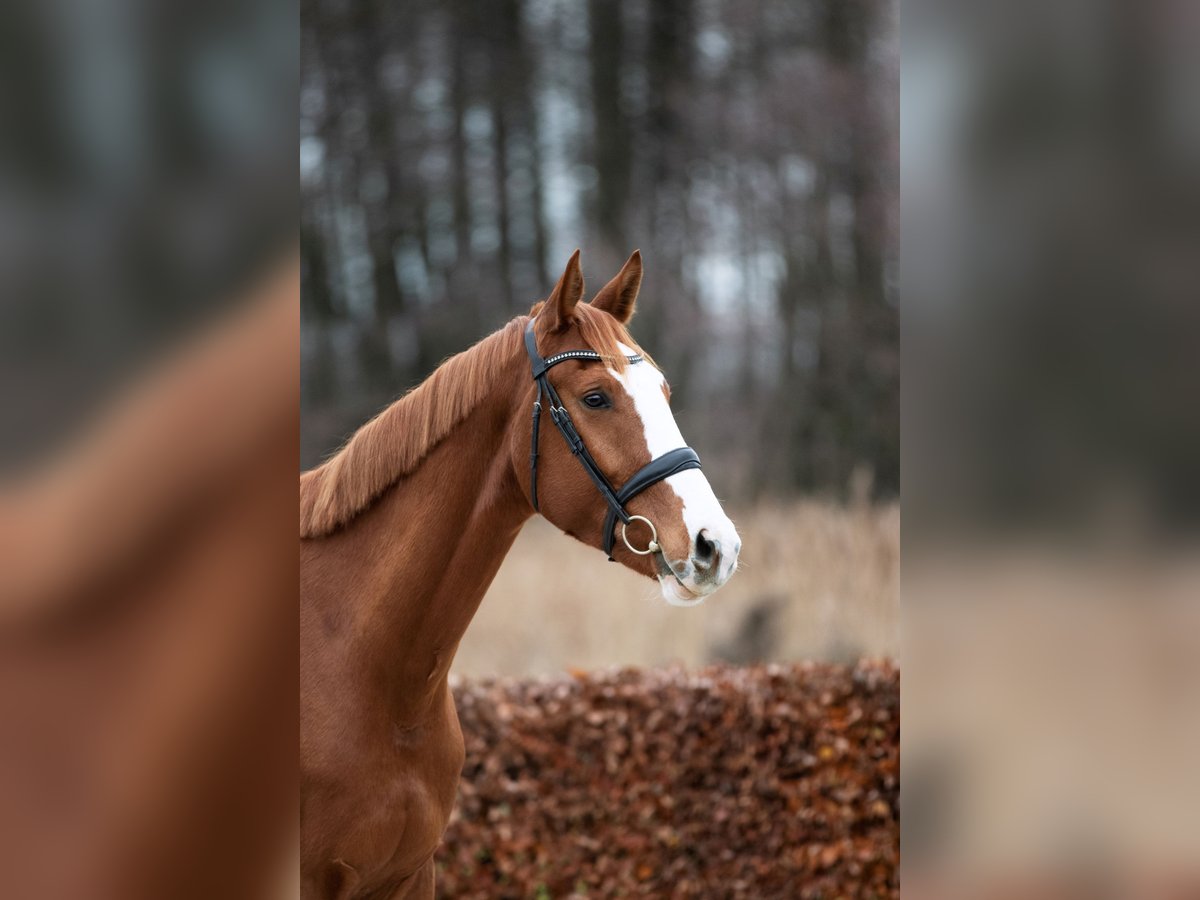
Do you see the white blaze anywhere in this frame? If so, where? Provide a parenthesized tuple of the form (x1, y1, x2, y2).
(610, 343, 740, 604)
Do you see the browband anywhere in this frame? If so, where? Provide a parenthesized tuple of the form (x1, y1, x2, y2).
(524, 318, 702, 560)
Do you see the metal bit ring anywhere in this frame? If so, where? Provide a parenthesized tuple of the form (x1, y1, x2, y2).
(621, 515, 660, 555)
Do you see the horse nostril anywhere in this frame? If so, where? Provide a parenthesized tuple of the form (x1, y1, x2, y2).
(693, 529, 720, 570)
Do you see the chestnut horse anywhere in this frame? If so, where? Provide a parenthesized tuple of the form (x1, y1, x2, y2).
(299, 251, 741, 899)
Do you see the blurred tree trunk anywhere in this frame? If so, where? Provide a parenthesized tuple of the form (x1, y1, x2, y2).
(450, 18, 472, 267)
(492, 104, 514, 309)
(588, 0, 631, 258)
(300, 215, 333, 321)
(515, 0, 548, 289)
(488, 0, 521, 311)
(368, 230, 402, 322)
(641, 0, 695, 371)
(299, 0, 899, 494)
(526, 112, 549, 289)
(825, 0, 897, 497)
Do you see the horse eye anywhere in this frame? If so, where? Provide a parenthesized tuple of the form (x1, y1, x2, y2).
(582, 392, 610, 409)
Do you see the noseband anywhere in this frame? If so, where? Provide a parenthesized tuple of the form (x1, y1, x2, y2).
(524, 318, 702, 560)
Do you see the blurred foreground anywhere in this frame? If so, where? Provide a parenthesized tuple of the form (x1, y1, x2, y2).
(1, 0, 297, 889)
(904, 0, 1200, 893)
(904, 550, 1200, 898)
(0, 262, 299, 900)
(440, 662, 898, 899)
(456, 501, 899, 677)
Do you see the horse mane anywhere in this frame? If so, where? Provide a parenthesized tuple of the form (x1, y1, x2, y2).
(300, 303, 644, 538)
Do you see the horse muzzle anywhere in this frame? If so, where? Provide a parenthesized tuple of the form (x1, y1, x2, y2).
(655, 523, 741, 606)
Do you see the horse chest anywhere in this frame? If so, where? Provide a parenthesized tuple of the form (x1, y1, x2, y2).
(307, 692, 465, 892)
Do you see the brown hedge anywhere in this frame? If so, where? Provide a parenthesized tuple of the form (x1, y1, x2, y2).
(437, 661, 898, 899)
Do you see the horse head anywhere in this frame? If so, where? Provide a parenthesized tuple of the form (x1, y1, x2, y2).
(511, 250, 741, 606)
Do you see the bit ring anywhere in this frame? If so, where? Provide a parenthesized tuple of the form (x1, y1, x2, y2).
(621, 515, 660, 555)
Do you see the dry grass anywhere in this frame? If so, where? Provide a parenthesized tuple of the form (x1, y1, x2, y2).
(453, 500, 899, 677)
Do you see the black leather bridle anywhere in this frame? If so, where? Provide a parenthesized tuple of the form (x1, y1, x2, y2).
(524, 318, 702, 560)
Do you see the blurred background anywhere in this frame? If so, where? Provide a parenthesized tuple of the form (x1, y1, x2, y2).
(904, 0, 1200, 892)
(300, 0, 900, 672)
(1, 0, 297, 896)
(0, 0, 296, 475)
(1, 0, 1194, 891)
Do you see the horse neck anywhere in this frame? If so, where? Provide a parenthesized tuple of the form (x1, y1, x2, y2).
(311, 356, 532, 722)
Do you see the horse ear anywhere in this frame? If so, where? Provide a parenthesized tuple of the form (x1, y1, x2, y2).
(589, 250, 642, 323)
(542, 249, 585, 331)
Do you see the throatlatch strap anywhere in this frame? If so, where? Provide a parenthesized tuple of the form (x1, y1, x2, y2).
(529, 381, 543, 510)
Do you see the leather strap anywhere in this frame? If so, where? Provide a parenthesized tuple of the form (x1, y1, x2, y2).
(524, 318, 702, 560)
(600, 447, 701, 557)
